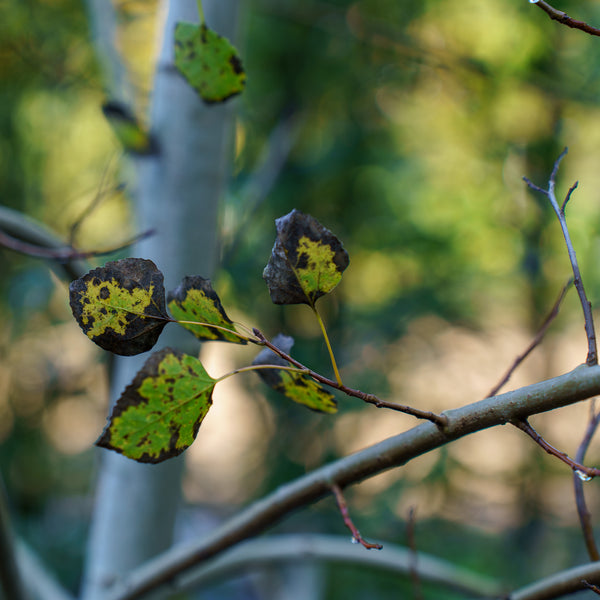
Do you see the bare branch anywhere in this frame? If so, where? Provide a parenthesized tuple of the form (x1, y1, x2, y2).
(175, 534, 502, 599)
(0, 206, 87, 281)
(583, 580, 600, 595)
(488, 278, 573, 397)
(512, 418, 600, 479)
(524, 149, 598, 365)
(509, 561, 600, 600)
(105, 362, 600, 600)
(0, 228, 155, 262)
(533, 1, 600, 38)
(574, 401, 600, 561)
(331, 484, 382, 551)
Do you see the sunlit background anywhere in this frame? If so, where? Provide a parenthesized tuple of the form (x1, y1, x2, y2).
(3, 0, 600, 596)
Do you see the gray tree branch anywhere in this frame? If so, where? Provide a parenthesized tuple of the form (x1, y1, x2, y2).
(106, 362, 600, 600)
(172, 534, 502, 599)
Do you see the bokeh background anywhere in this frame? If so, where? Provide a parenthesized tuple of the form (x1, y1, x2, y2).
(3, 0, 600, 597)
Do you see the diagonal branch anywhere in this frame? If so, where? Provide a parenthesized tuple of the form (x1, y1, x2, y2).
(488, 278, 573, 397)
(105, 362, 600, 600)
(512, 418, 600, 479)
(532, 1, 600, 38)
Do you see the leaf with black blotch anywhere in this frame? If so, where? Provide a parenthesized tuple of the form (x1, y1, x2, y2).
(69, 258, 169, 356)
(174, 22, 246, 104)
(263, 209, 349, 306)
(167, 276, 245, 344)
(96, 348, 216, 463)
(253, 334, 337, 414)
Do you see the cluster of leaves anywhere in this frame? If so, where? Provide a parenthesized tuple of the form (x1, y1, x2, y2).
(69, 210, 348, 464)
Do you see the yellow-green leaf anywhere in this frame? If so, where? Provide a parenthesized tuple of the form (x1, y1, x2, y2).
(167, 276, 245, 344)
(263, 209, 349, 306)
(69, 258, 169, 356)
(174, 22, 246, 104)
(253, 334, 337, 414)
(96, 348, 216, 463)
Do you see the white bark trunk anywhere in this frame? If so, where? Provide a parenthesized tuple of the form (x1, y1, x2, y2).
(81, 2, 240, 598)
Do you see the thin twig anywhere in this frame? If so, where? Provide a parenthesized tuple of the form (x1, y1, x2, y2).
(0, 206, 87, 281)
(252, 328, 448, 427)
(533, 1, 600, 37)
(583, 580, 600, 595)
(561, 181, 578, 214)
(489, 279, 573, 397)
(523, 148, 598, 365)
(512, 418, 600, 479)
(330, 484, 382, 550)
(407, 507, 423, 600)
(0, 228, 155, 261)
(69, 159, 121, 246)
(574, 401, 600, 561)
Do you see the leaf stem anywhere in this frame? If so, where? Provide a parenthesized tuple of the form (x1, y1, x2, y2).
(196, 0, 205, 25)
(174, 319, 252, 342)
(312, 306, 343, 386)
(215, 364, 307, 384)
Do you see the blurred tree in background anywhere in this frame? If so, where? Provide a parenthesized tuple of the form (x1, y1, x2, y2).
(3, 0, 600, 598)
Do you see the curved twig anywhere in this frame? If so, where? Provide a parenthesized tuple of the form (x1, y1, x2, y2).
(509, 560, 600, 600)
(173, 534, 502, 599)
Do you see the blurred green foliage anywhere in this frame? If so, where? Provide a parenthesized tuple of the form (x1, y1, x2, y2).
(3, 0, 600, 598)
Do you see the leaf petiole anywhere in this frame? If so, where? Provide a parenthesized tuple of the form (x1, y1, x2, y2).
(174, 319, 252, 342)
(215, 364, 308, 384)
(196, 0, 205, 25)
(312, 306, 343, 386)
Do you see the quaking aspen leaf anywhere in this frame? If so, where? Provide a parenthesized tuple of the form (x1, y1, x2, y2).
(69, 258, 169, 356)
(263, 210, 349, 306)
(167, 276, 245, 344)
(174, 22, 246, 104)
(96, 348, 216, 463)
(253, 334, 337, 414)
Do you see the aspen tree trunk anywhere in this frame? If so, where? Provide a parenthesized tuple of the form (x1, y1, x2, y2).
(81, 1, 240, 598)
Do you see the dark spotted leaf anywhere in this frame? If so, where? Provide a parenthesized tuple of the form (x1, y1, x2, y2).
(263, 210, 349, 306)
(174, 22, 245, 104)
(69, 258, 169, 356)
(96, 348, 216, 463)
(167, 276, 245, 344)
(253, 334, 337, 414)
